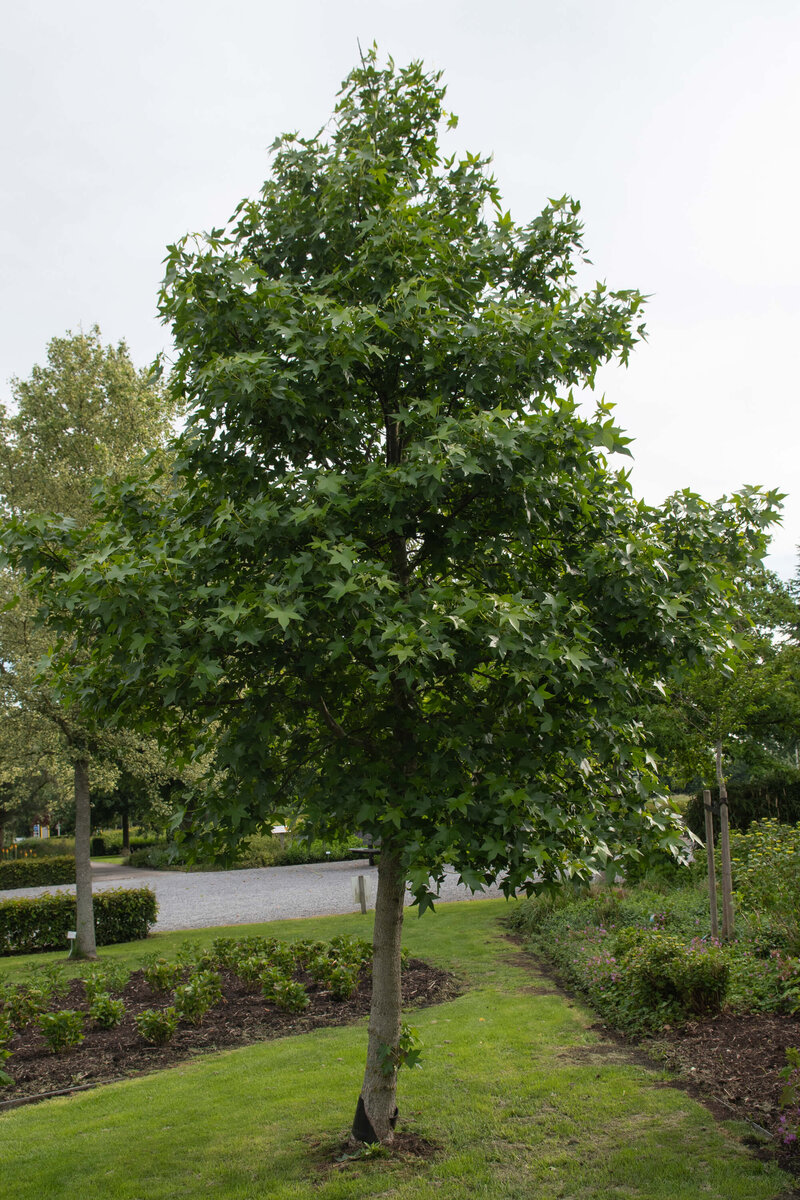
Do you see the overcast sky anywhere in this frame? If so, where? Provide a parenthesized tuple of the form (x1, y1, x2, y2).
(2, 0, 798, 577)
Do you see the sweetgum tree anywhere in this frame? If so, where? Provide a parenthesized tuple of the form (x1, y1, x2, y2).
(5, 54, 778, 1139)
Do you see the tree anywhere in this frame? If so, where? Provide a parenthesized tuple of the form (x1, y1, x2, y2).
(0, 328, 179, 954)
(4, 54, 780, 1137)
(640, 566, 800, 790)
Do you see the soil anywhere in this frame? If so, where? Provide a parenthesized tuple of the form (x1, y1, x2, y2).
(0, 958, 458, 1110)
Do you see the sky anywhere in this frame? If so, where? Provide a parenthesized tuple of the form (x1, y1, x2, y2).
(1, 0, 798, 577)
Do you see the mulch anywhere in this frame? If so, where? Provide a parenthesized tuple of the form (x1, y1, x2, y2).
(0, 958, 458, 1109)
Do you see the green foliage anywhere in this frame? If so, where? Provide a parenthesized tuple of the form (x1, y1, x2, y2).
(685, 779, 800, 839)
(12, 838, 76, 858)
(269, 978, 309, 1014)
(638, 567, 800, 791)
(91, 834, 163, 857)
(88, 992, 126, 1028)
(624, 934, 728, 1014)
(142, 956, 183, 992)
(134, 1007, 179, 1045)
(127, 833, 355, 870)
(36, 1009, 85, 1053)
(1, 985, 49, 1029)
(0, 886, 158, 955)
(80, 961, 131, 1000)
(3, 52, 781, 911)
(730, 818, 800, 953)
(378, 1023, 423, 1076)
(0, 855, 75, 889)
(508, 884, 729, 1032)
(779, 1047, 800, 1146)
(173, 970, 222, 1025)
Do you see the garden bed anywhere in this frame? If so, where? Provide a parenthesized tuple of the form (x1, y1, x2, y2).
(1, 955, 456, 1107)
(522, 945, 800, 1177)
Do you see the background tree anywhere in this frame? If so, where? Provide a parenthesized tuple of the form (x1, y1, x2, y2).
(0, 328, 179, 954)
(640, 565, 800, 792)
(5, 54, 780, 1137)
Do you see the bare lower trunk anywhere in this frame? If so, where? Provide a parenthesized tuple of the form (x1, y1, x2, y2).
(715, 741, 735, 941)
(351, 849, 406, 1144)
(702, 789, 719, 939)
(122, 808, 130, 854)
(74, 758, 97, 960)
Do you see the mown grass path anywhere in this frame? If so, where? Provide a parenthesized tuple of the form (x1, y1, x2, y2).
(0, 900, 792, 1198)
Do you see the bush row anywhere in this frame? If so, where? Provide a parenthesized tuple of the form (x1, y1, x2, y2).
(0, 888, 158, 955)
(685, 777, 800, 838)
(10, 838, 76, 859)
(0, 856, 75, 891)
(90, 834, 162, 857)
(506, 865, 800, 1033)
(128, 834, 356, 871)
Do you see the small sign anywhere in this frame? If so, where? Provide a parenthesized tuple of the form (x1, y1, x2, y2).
(66, 931, 77, 941)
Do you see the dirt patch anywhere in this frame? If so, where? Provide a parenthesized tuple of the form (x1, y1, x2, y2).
(1, 958, 458, 1109)
(312, 1130, 441, 1171)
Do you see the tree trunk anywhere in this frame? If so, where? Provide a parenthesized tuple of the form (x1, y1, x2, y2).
(715, 741, 735, 941)
(351, 848, 406, 1145)
(122, 807, 130, 854)
(73, 757, 97, 959)
(702, 788, 719, 939)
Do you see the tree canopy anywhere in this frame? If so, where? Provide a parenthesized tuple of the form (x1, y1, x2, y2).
(3, 52, 781, 1138)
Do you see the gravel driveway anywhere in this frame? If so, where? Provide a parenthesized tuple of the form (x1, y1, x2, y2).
(2, 858, 507, 933)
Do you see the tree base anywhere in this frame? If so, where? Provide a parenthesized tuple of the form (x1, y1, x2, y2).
(351, 1095, 398, 1145)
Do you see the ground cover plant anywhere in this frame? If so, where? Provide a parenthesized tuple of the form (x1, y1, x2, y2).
(0, 931, 449, 1102)
(0, 901, 793, 1199)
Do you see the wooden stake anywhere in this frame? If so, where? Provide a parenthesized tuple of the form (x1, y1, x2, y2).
(716, 742, 735, 940)
(703, 789, 719, 939)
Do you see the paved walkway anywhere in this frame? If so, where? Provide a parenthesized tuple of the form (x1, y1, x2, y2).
(2, 858, 506, 932)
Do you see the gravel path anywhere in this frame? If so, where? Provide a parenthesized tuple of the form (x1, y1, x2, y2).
(2, 859, 506, 932)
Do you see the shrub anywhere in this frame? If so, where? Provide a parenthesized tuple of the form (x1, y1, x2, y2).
(28, 962, 71, 1001)
(134, 1007, 179, 1045)
(89, 992, 126, 1028)
(271, 978, 309, 1013)
(10, 838, 76, 859)
(142, 957, 183, 992)
(1, 986, 50, 1029)
(731, 819, 800, 954)
(91, 833, 164, 857)
(37, 1009, 85, 1053)
(625, 933, 729, 1014)
(685, 777, 800, 839)
(0, 855, 75, 890)
(128, 845, 171, 868)
(173, 971, 223, 1025)
(0, 887, 158, 955)
(325, 964, 361, 1000)
(81, 961, 131, 1000)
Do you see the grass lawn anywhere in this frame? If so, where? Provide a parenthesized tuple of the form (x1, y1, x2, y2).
(0, 899, 793, 1199)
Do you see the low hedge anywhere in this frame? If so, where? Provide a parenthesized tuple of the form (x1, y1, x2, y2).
(685, 777, 800, 838)
(128, 835, 356, 870)
(90, 835, 162, 857)
(0, 856, 75, 891)
(0, 887, 158, 956)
